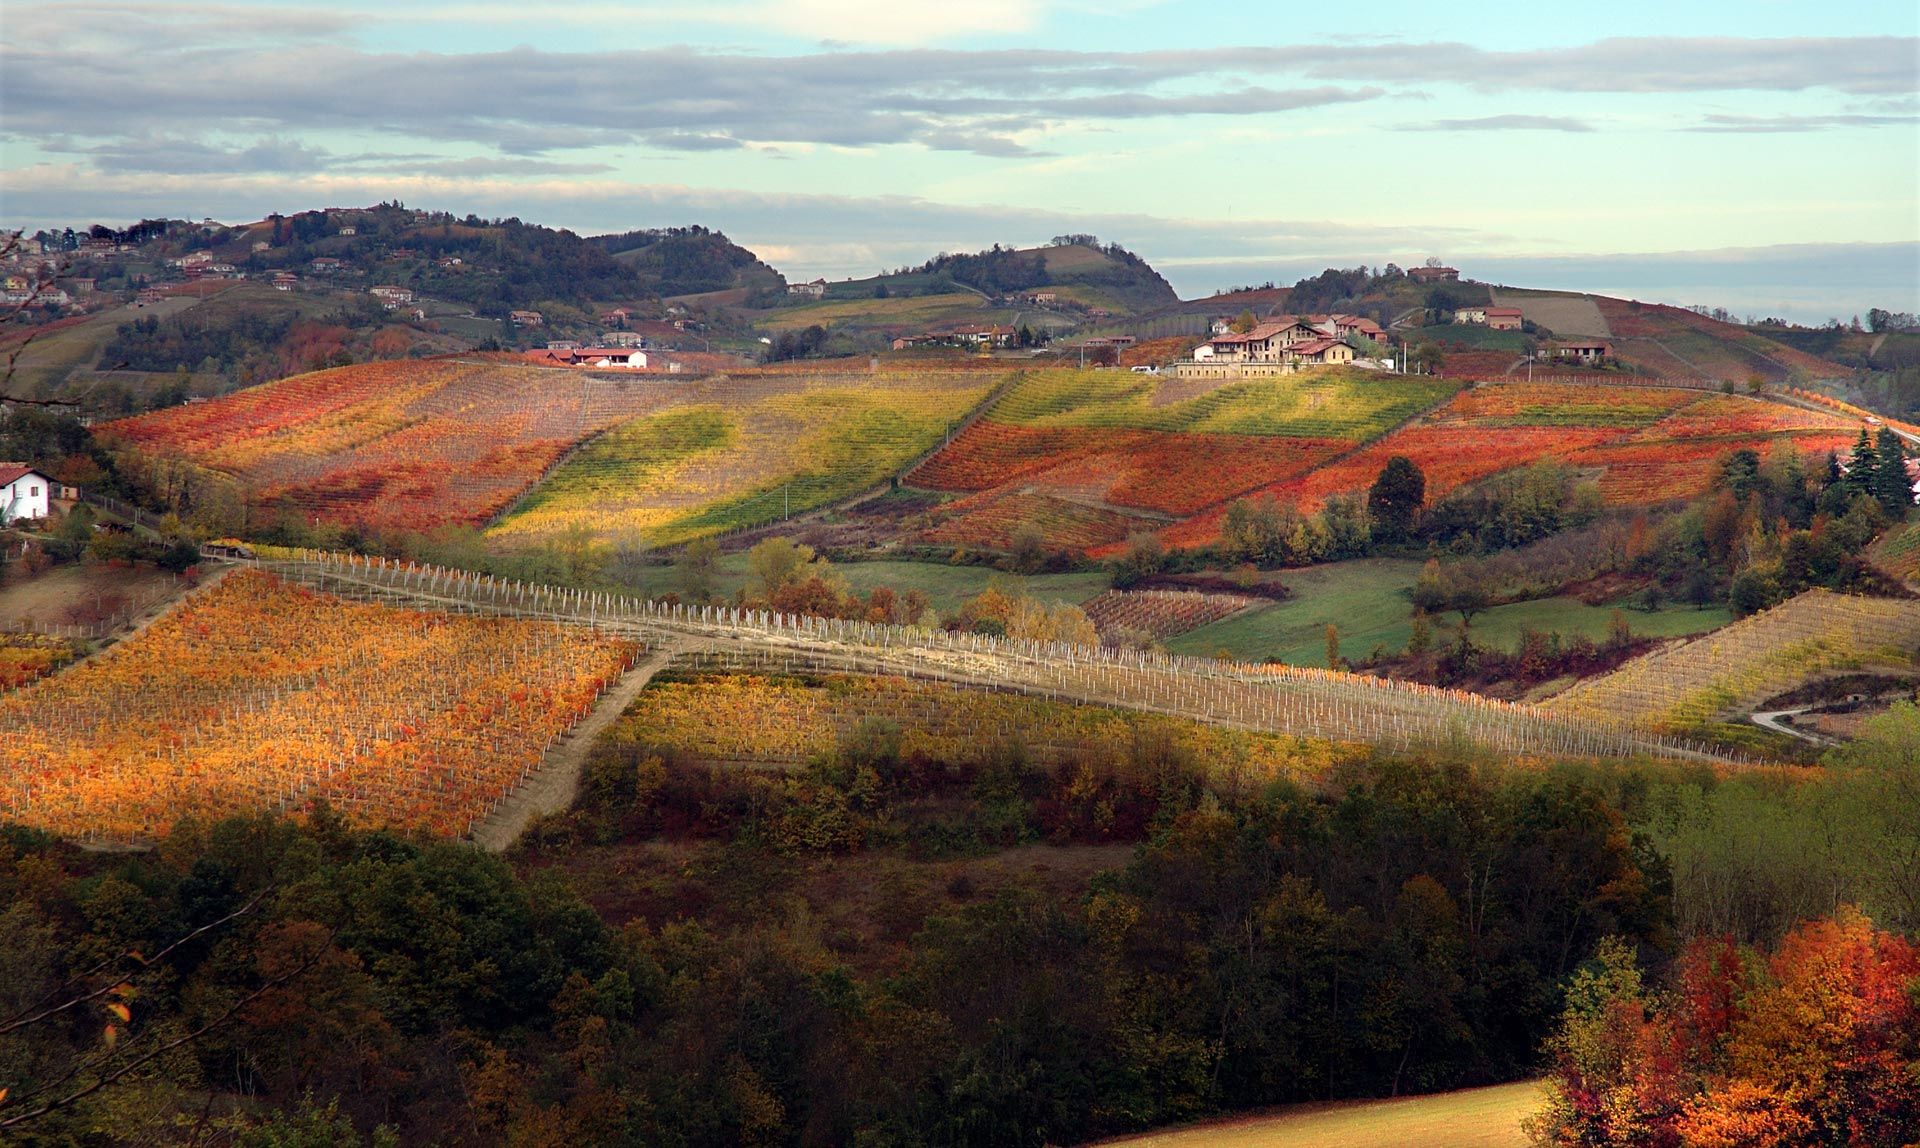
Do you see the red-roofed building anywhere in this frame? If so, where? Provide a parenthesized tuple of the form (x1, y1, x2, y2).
(1285, 338, 1357, 366)
(1408, 265, 1459, 284)
(1484, 307, 1524, 331)
(1542, 340, 1612, 365)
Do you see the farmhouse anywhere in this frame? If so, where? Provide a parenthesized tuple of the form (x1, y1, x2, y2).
(1205, 318, 1319, 364)
(1285, 338, 1357, 366)
(310, 257, 343, 273)
(1485, 307, 1524, 330)
(1543, 340, 1612, 365)
(787, 279, 828, 298)
(1408, 265, 1460, 284)
(0, 464, 53, 524)
(1309, 313, 1390, 342)
(1453, 306, 1488, 325)
(529, 347, 649, 369)
(510, 310, 544, 327)
(369, 285, 414, 304)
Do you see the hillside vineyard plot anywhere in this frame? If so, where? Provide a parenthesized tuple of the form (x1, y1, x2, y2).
(490, 368, 999, 546)
(1545, 589, 1920, 730)
(0, 571, 638, 843)
(911, 368, 1458, 548)
(1160, 383, 1864, 551)
(609, 667, 1344, 778)
(106, 358, 694, 532)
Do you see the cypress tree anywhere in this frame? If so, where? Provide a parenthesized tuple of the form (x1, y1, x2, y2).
(1845, 429, 1877, 495)
(1873, 427, 1911, 514)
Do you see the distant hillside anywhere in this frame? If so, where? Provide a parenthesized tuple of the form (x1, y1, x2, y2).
(822, 238, 1180, 315)
(586, 225, 784, 298)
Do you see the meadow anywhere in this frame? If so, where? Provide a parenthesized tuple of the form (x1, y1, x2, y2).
(490, 368, 999, 546)
(1164, 558, 1731, 665)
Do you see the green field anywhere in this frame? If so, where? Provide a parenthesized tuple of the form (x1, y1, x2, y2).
(990, 368, 1459, 439)
(1091, 1080, 1545, 1148)
(613, 556, 1108, 615)
(1165, 558, 1731, 664)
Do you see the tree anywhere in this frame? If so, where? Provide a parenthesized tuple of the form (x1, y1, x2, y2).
(746, 536, 819, 599)
(675, 536, 720, 602)
(1411, 559, 1488, 640)
(1111, 531, 1165, 589)
(1007, 521, 1047, 574)
(1845, 428, 1878, 497)
(1324, 623, 1341, 671)
(1367, 456, 1426, 542)
(1410, 343, 1445, 374)
(1871, 426, 1911, 515)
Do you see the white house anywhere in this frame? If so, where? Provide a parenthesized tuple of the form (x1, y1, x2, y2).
(0, 464, 54, 523)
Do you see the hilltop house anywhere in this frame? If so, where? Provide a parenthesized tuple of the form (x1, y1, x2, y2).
(787, 279, 828, 298)
(1408, 265, 1460, 284)
(530, 347, 648, 369)
(0, 464, 53, 524)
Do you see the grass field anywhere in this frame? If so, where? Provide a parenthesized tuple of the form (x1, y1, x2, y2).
(989, 368, 1457, 438)
(1089, 1080, 1545, 1148)
(490, 370, 999, 546)
(1165, 558, 1730, 664)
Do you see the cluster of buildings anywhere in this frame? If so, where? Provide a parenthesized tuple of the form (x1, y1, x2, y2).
(1188, 313, 1393, 375)
(890, 324, 1020, 351)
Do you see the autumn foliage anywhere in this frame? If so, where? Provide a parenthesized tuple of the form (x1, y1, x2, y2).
(1531, 909, 1920, 1147)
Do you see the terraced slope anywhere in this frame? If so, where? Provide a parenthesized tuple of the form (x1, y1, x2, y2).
(1544, 590, 1920, 730)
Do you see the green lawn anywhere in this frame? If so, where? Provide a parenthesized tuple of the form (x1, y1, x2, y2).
(1413, 323, 1531, 352)
(613, 556, 1108, 616)
(1090, 1079, 1546, 1148)
(1166, 558, 1730, 665)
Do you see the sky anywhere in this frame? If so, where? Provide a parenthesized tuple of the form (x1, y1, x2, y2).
(2, 0, 1917, 321)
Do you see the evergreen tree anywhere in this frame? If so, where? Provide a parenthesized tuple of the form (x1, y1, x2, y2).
(1845, 429, 1877, 495)
(1367, 456, 1426, 541)
(1872, 427, 1911, 514)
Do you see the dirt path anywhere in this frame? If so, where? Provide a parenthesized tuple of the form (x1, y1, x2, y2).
(1750, 706, 1831, 745)
(470, 644, 681, 851)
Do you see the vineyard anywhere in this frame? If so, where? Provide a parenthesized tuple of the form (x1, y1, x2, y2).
(1081, 589, 1256, 641)
(489, 368, 999, 546)
(105, 357, 696, 532)
(608, 668, 1346, 781)
(1159, 383, 1865, 551)
(1868, 521, 1920, 586)
(909, 368, 1456, 549)
(1545, 589, 1920, 730)
(262, 550, 1746, 766)
(0, 633, 79, 690)
(0, 570, 638, 843)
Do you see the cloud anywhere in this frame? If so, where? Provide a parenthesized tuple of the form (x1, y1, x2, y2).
(1396, 114, 1595, 132)
(4, 15, 1910, 172)
(1688, 112, 1920, 132)
(80, 136, 337, 174)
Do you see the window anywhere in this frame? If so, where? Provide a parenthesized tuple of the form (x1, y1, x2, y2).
(29, 486, 39, 497)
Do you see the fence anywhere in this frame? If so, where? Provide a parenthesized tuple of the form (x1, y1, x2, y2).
(260, 549, 1753, 767)
(2, 575, 192, 641)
